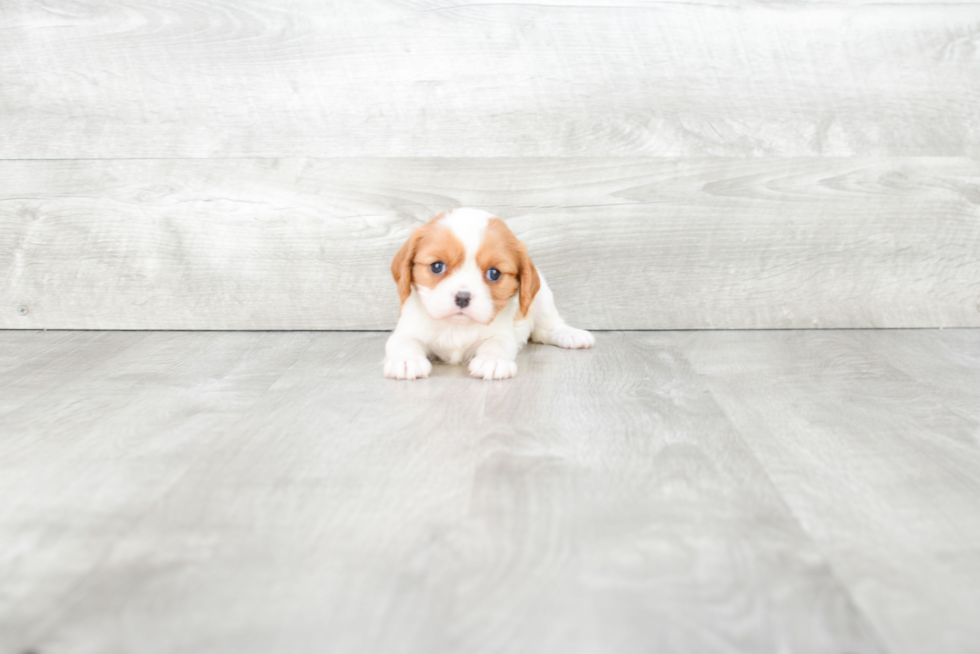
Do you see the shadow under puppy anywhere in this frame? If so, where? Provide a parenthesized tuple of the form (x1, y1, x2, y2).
(385, 208, 594, 380)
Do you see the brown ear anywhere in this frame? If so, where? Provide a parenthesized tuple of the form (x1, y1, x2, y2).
(518, 243, 540, 317)
(391, 230, 421, 305)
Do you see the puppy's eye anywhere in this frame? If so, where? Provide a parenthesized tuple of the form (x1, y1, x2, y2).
(485, 268, 501, 282)
(430, 262, 446, 275)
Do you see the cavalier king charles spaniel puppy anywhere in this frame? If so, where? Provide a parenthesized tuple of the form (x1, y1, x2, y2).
(385, 208, 594, 380)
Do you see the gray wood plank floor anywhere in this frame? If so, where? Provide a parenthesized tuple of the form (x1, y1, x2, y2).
(1, 330, 978, 654)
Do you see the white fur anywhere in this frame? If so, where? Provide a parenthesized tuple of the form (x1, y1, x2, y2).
(384, 209, 594, 381)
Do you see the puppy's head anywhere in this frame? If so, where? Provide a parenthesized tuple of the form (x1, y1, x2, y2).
(391, 209, 540, 324)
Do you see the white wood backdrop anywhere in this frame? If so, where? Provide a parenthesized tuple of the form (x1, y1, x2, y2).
(2, 0, 979, 329)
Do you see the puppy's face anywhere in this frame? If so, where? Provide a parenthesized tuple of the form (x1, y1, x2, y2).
(391, 211, 540, 325)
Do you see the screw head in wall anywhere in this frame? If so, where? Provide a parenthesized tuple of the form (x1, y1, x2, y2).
(17, 305, 28, 316)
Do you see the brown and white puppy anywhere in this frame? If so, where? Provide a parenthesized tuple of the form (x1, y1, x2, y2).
(385, 208, 594, 380)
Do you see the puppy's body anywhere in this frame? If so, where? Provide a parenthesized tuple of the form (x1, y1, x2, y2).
(385, 208, 593, 380)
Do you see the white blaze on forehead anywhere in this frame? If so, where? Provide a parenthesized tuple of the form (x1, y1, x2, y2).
(438, 208, 491, 262)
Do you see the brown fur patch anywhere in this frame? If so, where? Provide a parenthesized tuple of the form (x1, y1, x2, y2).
(476, 218, 540, 317)
(390, 214, 466, 305)
(411, 223, 466, 291)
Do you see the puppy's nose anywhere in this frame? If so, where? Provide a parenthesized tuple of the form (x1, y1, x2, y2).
(455, 291, 471, 308)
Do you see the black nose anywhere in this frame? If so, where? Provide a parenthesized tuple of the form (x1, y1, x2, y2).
(455, 292, 471, 308)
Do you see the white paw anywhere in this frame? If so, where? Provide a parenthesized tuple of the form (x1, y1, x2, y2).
(468, 355, 517, 381)
(384, 356, 432, 380)
(551, 326, 595, 350)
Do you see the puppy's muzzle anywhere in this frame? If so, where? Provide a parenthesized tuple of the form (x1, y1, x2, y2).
(455, 292, 471, 308)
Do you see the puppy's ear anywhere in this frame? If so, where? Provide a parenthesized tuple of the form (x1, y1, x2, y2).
(517, 243, 541, 317)
(391, 229, 421, 305)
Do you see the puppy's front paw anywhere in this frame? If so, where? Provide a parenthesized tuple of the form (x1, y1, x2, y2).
(468, 355, 517, 381)
(552, 325, 595, 350)
(384, 356, 432, 380)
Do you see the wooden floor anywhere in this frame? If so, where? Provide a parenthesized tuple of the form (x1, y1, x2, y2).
(1, 329, 979, 654)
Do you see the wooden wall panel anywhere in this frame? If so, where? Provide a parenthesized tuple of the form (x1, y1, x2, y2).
(3, 1, 978, 329)
(1, 0, 978, 158)
(2, 158, 978, 330)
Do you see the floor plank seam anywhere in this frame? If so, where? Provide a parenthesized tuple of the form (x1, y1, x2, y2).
(693, 375, 896, 654)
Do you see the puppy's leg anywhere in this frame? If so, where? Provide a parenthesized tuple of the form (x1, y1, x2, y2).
(529, 273, 595, 350)
(468, 335, 519, 380)
(384, 331, 432, 380)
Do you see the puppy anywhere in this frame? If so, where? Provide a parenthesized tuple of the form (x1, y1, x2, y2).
(384, 208, 594, 380)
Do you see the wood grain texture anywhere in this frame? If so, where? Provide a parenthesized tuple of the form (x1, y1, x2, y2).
(2, 157, 979, 330)
(0, 330, 886, 654)
(676, 329, 980, 654)
(0, 330, 148, 415)
(0, 330, 317, 650)
(2, 0, 979, 158)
